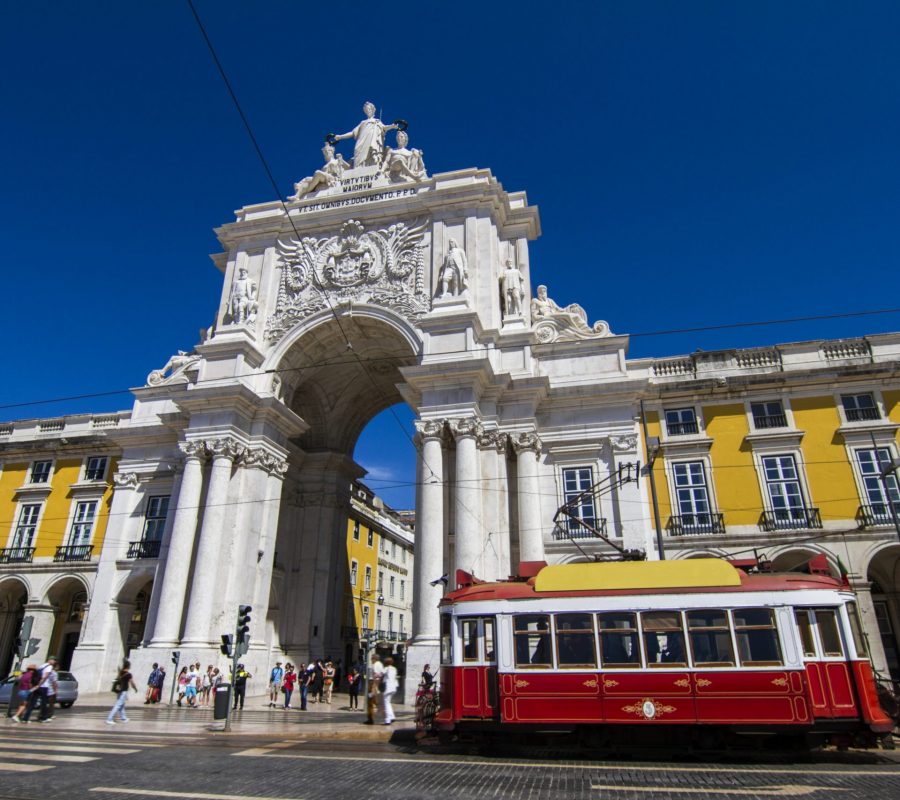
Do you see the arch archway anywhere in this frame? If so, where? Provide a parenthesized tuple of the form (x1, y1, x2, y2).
(269, 311, 420, 664)
(866, 543, 900, 681)
(0, 577, 27, 677)
(44, 576, 91, 670)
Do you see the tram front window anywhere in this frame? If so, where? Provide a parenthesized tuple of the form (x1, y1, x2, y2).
(440, 614, 452, 665)
(642, 611, 687, 667)
(462, 619, 479, 662)
(598, 612, 641, 668)
(514, 614, 552, 667)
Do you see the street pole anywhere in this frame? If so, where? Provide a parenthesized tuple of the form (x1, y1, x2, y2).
(640, 399, 666, 560)
(168, 652, 180, 706)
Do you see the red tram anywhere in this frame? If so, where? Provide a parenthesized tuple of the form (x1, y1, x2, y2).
(434, 558, 894, 749)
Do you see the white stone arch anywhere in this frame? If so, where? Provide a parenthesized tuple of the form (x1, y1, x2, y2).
(41, 572, 93, 607)
(113, 568, 156, 606)
(767, 545, 838, 575)
(858, 539, 900, 584)
(670, 548, 731, 560)
(0, 574, 32, 603)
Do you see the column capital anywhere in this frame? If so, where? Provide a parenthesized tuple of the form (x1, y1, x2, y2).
(477, 429, 508, 452)
(449, 417, 482, 442)
(510, 430, 541, 456)
(264, 453, 289, 478)
(178, 440, 208, 461)
(206, 437, 245, 461)
(414, 419, 445, 441)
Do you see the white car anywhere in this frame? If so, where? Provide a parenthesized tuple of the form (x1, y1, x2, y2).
(1, 670, 79, 709)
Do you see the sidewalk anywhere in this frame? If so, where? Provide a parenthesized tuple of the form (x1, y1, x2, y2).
(14, 692, 415, 741)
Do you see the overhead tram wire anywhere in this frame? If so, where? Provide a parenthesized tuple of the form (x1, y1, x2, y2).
(4, 305, 900, 412)
(185, 0, 428, 473)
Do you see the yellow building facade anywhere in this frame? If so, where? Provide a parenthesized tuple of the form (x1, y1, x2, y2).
(640, 334, 900, 680)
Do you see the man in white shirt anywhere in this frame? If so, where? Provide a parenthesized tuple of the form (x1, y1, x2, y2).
(21, 656, 58, 723)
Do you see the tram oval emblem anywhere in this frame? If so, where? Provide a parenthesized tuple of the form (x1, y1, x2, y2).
(642, 700, 657, 719)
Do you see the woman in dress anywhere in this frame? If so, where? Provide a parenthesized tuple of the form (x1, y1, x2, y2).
(381, 656, 399, 725)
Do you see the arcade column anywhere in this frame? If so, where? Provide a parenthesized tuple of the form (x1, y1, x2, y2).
(511, 431, 544, 564)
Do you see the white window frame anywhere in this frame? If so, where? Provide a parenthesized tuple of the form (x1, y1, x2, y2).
(851, 446, 900, 521)
(663, 407, 702, 437)
(66, 499, 99, 547)
(364, 565, 372, 591)
(29, 460, 53, 484)
(350, 559, 358, 587)
(560, 465, 598, 535)
(758, 453, 809, 523)
(362, 605, 370, 630)
(839, 391, 883, 424)
(666, 458, 717, 530)
(352, 520, 360, 541)
(8, 502, 43, 549)
(748, 398, 791, 431)
(83, 455, 109, 482)
(142, 495, 170, 541)
(388, 611, 394, 634)
(400, 579, 405, 601)
(389, 575, 396, 598)
(376, 608, 382, 631)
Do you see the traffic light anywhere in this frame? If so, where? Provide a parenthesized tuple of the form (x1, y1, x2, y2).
(220, 634, 234, 657)
(236, 605, 252, 657)
(23, 638, 40, 658)
(171, 650, 180, 665)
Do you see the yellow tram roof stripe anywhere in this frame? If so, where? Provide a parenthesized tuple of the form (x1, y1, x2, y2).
(534, 559, 742, 592)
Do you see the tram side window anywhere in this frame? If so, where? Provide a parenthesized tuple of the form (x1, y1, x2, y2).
(555, 613, 597, 668)
(598, 612, 641, 668)
(687, 609, 735, 667)
(814, 609, 844, 657)
(733, 608, 783, 666)
(514, 614, 552, 668)
(641, 611, 687, 667)
(794, 610, 817, 657)
(440, 614, 452, 665)
(462, 619, 479, 662)
(846, 602, 869, 658)
(484, 617, 496, 662)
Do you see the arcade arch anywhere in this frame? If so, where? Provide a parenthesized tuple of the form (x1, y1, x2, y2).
(0, 577, 27, 676)
(866, 543, 900, 681)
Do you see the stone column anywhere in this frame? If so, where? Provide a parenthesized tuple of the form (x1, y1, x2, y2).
(478, 430, 509, 581)
(150, 441, 207, 646)
(511, 431, 544, 564)
(412, 420, 445, 644)
(450, 418, 482, 581)
(182, 437, 244, 646)
(852, 580, 891, 675)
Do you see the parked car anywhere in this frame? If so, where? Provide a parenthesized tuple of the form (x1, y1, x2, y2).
(0, 670, 79, 708)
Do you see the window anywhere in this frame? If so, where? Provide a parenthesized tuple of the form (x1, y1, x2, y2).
(561, 467, 597, 534)
(388, 611, 394, 634)
(399, 613, 405, 635)
(733, 608, 783, 666)
(514, 614, 552, 667)
(367, 529, 373, 547)
(362, 605, 370, 630)
(665, 408, 698, 436)
(11, 504, 41, 548)
(143, 496, 169, 541)
(795, 610, 817, 657)
(761, 455, 807, 524)
(642, 611, 687, 667)
(440, 614, 452, 664)
(462, 619, 479, 661)
(353, 520, 360, 541)
(555, 613, 597, 668)
(377, 570, 384, 592)
(376, 609, 382, 630)
(402, 547, 407, 563)
(856, 448, 899, 523)
(842, 393, 880, 422)
(598, 612, 641, 668)
(687, 609, 735, 667)
(350, 560, 358, 587)
(751, 400, 787, 429)
(364, 565, 372, 591)
(391, 542, 396, 559)
(400, 580, 405, 601)
(84, 456, 108, 481)
(389, 575, 395, 598)
(672, 462, 713, 530)
(484, 618, 495, 661)
(29, 461, 52, 484)
(68, 500, 97, 546)
(814, 609, 844, 657)
(846, 602, 869, 657)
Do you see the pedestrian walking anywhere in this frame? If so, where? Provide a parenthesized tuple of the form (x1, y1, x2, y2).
(9, 663, 38, 722)
(184, 664, 199, 707)
(311, 659, 324, 703)
(381, 656, 398, 725)
(300, 663, 311, 710)
(20, 657, 58, 723)
(346, 667, 361, 710)
(106, 660, 137, 725)
(365, 652, 384, 725)
(155, 666, 166, 703)
(268, 661, 284, 708)
(283, 664, 296, 709)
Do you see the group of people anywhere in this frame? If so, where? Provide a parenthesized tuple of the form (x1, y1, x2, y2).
(9, 656, 59, 723)
(174, 663, 224, 707)
(266, 658, 345, 710)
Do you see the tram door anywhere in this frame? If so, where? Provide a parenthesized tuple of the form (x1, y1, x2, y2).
(794, 608, 859, 718)
(458, 616, 498, 719)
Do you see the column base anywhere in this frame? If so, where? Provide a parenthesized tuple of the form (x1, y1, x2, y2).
(402, 639, 440, 705)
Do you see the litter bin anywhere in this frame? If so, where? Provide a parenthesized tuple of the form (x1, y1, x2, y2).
(214, 683, 232, 720)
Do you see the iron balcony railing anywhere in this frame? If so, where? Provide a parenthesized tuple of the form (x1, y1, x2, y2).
(845, 407, 881, 422)
(552, 517, 608, 540)
(341, 626, 406, 643)
(753, 413, 788, 429)
(0, 547, 35, 564)
(666, 513, 726, 536)
(53, 544, 94, 562)
(759, 507, 822, 532)
(126, 539, 162, 559)
(857, 503, 900, 528)
(666, 420, 699, 436)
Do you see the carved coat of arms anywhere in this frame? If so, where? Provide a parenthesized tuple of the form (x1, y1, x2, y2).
(266, 219, 429, 341)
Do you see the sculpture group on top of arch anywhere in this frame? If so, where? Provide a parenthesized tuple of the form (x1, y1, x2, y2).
(288, 101, 427, 202)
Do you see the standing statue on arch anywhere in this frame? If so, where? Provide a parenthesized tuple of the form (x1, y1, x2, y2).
(437, 239, 468, 298)
(332, 101, 399, 168)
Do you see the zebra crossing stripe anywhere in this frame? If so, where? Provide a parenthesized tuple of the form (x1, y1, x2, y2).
(0, 750, 98, 763)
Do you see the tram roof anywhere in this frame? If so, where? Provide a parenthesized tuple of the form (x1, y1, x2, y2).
(442, 559, 844, 605)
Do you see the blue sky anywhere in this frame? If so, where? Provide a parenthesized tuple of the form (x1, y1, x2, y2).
(3, 2, 900, 508)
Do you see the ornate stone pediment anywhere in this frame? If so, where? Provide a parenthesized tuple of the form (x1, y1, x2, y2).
(266, 218, 429, 342)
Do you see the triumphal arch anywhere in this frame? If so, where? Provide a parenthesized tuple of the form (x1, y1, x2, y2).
(69, 104, 652, 697)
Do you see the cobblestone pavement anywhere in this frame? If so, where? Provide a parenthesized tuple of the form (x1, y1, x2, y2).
(1, 701, 899, 800)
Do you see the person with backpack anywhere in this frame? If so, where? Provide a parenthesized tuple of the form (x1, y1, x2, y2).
(20, 657, 58, 723)
(106, 659, 138, 725)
